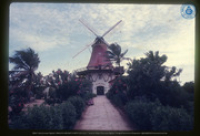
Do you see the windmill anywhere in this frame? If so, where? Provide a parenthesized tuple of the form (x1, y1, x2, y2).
(74, 19, 123, 95)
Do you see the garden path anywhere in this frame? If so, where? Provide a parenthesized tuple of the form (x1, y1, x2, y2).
(74, 96, 135, 131)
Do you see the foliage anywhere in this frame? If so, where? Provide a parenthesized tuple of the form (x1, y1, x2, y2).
(109, 94, 124, 108)
(80, 91, 96, 101)
(44, 72, 92, 105)
(9, 85, 27, 115)
(106, 43, 128, 65)
(10, 105, 51, 129)
(61, 102, 77, 129)
(9, 48, 40, 101)
(106, 43, 129, 80)
(67, 96, 85, 119)
(33, 85, 46, 99)
(151, 105, 193, 131)
(125, 99, 161, 130)
(106, 76, 128, 107)
(9, 48, 40, 71)
(125, 100, 193, 131)
(126, 51, 192, 108)
(10, 101, 77, 130)
(107, 51, 194, 131)
(182, 81, 194, 94)
(9, 95, 24, 116)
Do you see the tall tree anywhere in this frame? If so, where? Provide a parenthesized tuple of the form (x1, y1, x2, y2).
(106, 43, 128, 78)
(9, 48, 40, 101)
(127, 51, 183, 102)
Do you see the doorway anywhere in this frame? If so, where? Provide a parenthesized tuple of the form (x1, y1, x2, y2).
(97, 86, 104, 95)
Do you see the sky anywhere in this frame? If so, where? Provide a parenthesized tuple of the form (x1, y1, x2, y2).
(9, 3, 195, 85)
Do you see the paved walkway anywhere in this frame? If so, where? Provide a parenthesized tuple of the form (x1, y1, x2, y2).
(74, 96, 134, 131)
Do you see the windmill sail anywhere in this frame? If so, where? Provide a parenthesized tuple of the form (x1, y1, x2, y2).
(73, 20, 122, 59)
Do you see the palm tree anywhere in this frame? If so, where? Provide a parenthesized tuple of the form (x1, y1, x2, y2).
(34, 72, 43, 87)
(9, 48, 40, 101)
(106, 43, 128, 78)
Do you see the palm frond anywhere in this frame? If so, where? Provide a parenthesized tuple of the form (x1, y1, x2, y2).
(10, 48, 40, 71)
(120, 49, 128, 58)
(109, 43, 121, 56)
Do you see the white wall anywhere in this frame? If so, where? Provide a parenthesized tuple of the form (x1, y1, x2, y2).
(87, 73, 116, 94)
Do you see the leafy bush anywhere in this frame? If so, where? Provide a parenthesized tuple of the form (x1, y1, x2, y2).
(125, 100, 193, 131)
(67, 96, 85, 119)
(151, 106, 193, 131)
(9, 95, 24, 116)
(33, 86, 46, 99)
(10, 101, 77, 130)
(80, 91, 95, 101)
(107, 90, 128, 108)
(49, 105, 63, 129)
(57, 81, 80, 101)
(125, 99, 161, 130)
(26, 105, 51, 129)
(10, 105, 51, 129)
(61, 101, 77, 129)
(110, 94, 124, 108)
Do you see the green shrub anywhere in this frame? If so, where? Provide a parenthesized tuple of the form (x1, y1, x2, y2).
(110, 94, 123, 108)
(49, 105, 63, 129)
(10, 102, 77, 130)
(80, 92, 95, 101)
(92, 93, 97, 98)
(45, 98, 55, 105)
(125, 100, 161, 130)
(61, 101, 77, 129)
(10, 105, 52, 129)
(25, 105, 51, 129)
(9, 113, 29, 129)
(151, 106, 193, 131)
(125, 100, 193, 131)
(106, 91, 111, 99)
(33, 86, 46, 99)
(67, 96, 85, 119)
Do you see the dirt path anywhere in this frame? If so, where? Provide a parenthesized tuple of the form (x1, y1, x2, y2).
(74, 96, 135, 131)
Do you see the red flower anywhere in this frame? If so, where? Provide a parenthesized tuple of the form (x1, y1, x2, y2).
(18, 104, 21, 107)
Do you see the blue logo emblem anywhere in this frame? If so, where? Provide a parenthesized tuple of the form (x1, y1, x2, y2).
(181, 4, 196, 19)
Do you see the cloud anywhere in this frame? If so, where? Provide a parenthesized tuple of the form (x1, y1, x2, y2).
(9, 3, 195, 84)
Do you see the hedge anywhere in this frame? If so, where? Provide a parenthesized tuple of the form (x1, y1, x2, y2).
(125, 100, 193, 131)
(67, 96, 85, 119)
(10, 101, 77, 130)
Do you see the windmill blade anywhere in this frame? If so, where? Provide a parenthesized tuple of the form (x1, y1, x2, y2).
(72, 41, 94, 59)
(79, 19, 98, 37)
(102, 20, 122, 38)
